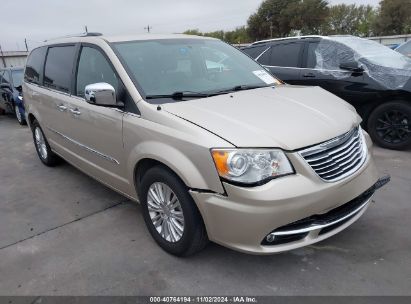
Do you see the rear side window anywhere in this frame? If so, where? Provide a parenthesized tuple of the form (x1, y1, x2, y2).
(44, 46, 76, 93)
(24, 47, 47, 85)
(265, 43, 302, 67)
(306, 42, 319, 68)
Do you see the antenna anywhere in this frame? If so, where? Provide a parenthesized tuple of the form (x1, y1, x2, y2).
(144, 25, 152, 33)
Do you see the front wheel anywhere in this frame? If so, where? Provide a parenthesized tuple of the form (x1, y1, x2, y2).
(15, 104, 26, 125)
(367, 101, 411, 150)
(32, 120, 61, 166)
(139, 166, 208, 256)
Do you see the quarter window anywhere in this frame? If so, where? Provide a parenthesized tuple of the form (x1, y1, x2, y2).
(24, 47, 47, 85)
(44, 46, 76, 93)
(76, 47, 119, 97)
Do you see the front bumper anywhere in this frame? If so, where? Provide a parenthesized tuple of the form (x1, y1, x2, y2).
(190, 137, 385, 254)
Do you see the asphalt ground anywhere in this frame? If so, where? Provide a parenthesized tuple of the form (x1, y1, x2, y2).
(0, 114, 410, 296)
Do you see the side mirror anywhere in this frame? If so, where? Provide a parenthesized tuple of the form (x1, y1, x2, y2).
(85, 83, 122, 108)
(339, 61, 364, 73)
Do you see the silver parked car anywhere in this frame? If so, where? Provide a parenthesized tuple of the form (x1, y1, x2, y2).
(23, 33, 389, 256)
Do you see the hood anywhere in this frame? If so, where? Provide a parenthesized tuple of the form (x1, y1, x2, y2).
(163, 85, 361, 150)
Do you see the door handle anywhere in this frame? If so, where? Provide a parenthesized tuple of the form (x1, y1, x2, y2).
(303, 72, 316, 78)
(69, 108, 81, 116)
(57, 104, 67, 112)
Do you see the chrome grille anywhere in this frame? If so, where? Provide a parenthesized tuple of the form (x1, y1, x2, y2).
(299, 127, 367, 182)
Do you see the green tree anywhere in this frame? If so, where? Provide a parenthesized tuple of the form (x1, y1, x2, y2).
(373, 0, 411, 35)
(247, 0, 299, 40)
(287, 0, 329, 35)
(183, 29, 203, 36)
(323, 4, 376, 37)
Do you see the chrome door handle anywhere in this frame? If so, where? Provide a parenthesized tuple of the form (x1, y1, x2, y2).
(69, 108, 81, 115)
(57, 105, 67, 112)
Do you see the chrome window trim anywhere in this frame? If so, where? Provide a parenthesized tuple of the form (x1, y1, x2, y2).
(47, 127, 120, 165)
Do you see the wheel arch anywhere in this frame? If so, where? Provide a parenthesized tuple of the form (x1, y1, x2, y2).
(129, 141, 224, 198)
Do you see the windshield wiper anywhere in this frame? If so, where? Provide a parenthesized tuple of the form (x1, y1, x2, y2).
(146, 91, 210, 100)
(212, 84, 271, 95)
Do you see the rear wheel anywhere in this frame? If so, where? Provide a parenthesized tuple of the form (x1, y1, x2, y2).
(139, 166, 208, 256)
(32, 120, 60, 166)
(15, 104, 26, 125)
(367, 101, 411, 150)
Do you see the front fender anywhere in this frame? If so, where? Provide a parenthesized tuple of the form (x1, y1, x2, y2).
(127, 140, 225, 194)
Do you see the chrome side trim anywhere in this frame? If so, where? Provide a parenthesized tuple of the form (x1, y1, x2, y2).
(47, 127, 120, 165)
(271, 196, 372, 236)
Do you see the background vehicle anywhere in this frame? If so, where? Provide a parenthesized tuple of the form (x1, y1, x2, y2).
(242, 36, 411, 150)
(0, 67, 26, 125)
(395, 40, 411, 58)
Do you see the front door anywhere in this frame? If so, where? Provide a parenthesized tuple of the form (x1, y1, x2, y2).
(60, 45, 129, 193)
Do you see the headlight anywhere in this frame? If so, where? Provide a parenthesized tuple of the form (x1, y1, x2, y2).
(211, 149, 294, 185)
(17, 96, 23, 101)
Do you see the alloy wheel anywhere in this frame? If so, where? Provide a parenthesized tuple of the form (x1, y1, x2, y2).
(15, 105, 22, 123)
(34, 127, 48, 159)
(376, 110, 410, 144)
(147, 182, 185, 243)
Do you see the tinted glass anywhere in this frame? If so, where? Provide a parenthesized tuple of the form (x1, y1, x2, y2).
(44, 46, 75, 93)
(269, 43, 302, 67)
(114, 39, 279, 101)
(307, 42, 319, 68)
(24, 47, 47, 85)
(257, 48, 272, 65)
(76, 47, 119, 97)
(242, 45, 269, 59)
(11, 69, 24, 87)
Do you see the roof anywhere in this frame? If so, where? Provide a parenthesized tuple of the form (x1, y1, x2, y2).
(40, 33, 216, 46)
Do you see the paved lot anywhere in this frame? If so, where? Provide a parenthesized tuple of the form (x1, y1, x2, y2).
(0, 114, 410, 296)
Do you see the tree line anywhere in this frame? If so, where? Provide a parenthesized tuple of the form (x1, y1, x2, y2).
(184, 0, 411, 44)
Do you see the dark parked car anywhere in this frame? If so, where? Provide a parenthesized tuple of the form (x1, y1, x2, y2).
(395, 40, 411, 58)
(0, 67, 26, 125)
(242, 35, 411, 150)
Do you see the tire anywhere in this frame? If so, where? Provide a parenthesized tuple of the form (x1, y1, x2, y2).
(14, 104, 26, 125)
(367, 101, 411, 150)
(32, 120, 61, 166)
(139, 166, 208, 256)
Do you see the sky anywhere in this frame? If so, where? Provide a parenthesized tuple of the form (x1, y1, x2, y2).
(0, 0, 379, 51)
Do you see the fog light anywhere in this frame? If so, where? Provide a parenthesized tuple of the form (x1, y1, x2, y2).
(266, 234, 275, 243)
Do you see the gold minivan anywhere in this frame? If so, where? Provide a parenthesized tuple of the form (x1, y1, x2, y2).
(23, 33, 389, 256)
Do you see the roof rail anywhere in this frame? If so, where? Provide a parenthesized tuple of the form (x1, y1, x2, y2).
(44, 32, 103, 42)
(251, 35, 323, 45)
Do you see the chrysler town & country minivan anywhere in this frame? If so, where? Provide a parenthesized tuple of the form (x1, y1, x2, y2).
(23, 34, 389, 256)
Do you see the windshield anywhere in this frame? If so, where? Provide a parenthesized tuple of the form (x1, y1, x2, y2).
(11, 69, 23, 87)
(327, 36, 411, 69)
(113, 39, 280, 102)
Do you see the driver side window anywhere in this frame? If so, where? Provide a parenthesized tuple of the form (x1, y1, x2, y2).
(76, 46, 119, 97)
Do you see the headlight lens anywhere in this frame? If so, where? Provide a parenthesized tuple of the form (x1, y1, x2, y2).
(18, 96, 23, 101)
(211, 149, 294, 185)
